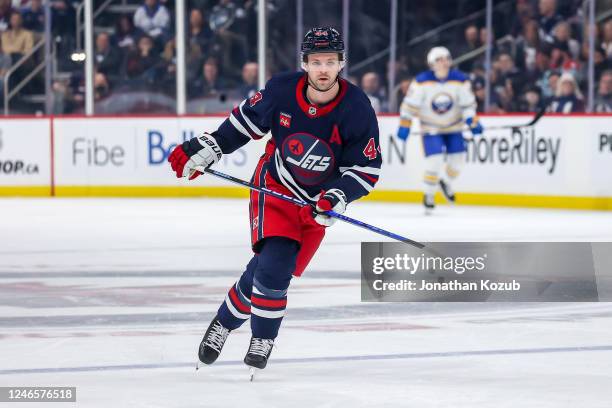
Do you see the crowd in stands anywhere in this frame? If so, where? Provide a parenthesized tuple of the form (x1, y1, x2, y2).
(0, 0, 609, 114)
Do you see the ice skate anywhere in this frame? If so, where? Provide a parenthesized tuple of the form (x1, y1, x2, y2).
(439, 179, 455, 204)
(244, 337, 274, 380)
(196, 315, 231, 368)
(423, 194, 435, 215)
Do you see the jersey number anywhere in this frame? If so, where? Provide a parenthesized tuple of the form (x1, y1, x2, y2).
(363, 138, 378, 160)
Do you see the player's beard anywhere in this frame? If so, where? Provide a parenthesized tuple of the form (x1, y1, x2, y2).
(307, 72, 340, 93)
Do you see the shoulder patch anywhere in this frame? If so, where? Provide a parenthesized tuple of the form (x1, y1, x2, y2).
(249, 91, 263, 107)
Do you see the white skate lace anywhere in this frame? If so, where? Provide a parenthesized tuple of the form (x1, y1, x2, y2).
(205, 321, 229, 352)
(248, 338, 274, 357)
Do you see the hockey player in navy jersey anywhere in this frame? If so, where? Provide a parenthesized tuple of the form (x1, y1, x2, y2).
(168, 27, 381, 376)
(397, 47, 483, 214)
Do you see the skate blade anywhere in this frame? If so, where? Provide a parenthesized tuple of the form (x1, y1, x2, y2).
(424, 208, 434, 216)
(249, 367, 260, 382)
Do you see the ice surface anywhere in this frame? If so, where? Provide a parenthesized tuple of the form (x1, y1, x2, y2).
(1, 198, 612, 407)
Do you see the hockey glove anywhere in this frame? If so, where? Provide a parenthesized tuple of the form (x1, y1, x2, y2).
(397, 119, 412, 141)
(299, 189, 347, 228)
(466, 117, 483, 136)
(168, 132, 222, 180)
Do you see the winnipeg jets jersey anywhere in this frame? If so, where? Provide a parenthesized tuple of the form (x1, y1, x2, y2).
(213, 72, 382, 204)
(399, 69, 476, 134)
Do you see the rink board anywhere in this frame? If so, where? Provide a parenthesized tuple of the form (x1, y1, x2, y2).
(0, 114, 611, 209)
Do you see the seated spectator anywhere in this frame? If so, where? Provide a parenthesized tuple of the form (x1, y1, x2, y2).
(602, 19, 612, 59)
(549, 41, 579, 74)
(471, 75, 502, 113)
(457, 24, 480, 72)
(112, 15, 143, 52)
(551, 21, 579, 59)
(510, 0, 536, 38)
(540, 69, 560, 99)
(538, 0, 563, 40)
(94, 71, 110, 101)
(190, 56, 228, 98)
(594, 70, 612, 113)
(237, 61, 257, 99)
(189, 8, 213, 56)
(94, 32, 122, 79)
(549, 72, 584, 113)
(50, 0, 75, 37)
(133, 0, 170, 42)
(20, 0, 42, 32)
(1, 11, 33, 57)
(0, 0, 13, 32)
(125, 35, 162, 82)
(494, 52, 524, 104)
(517, 86, 545, 112)
(515, 19, 540, 71)
(360, 71, 384, 113)
(0, 35, 11, 95)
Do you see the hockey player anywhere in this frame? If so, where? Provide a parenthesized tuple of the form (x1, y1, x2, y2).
(168, 27, 381, 377)
(397, 46, 483, 213)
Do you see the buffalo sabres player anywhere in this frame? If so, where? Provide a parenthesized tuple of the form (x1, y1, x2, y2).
(397, 46, 483, 213)
(168, 27, 381, 378)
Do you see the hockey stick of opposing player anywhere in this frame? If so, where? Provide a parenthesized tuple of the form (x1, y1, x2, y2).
(408, 105, 547, 138)
(195, 168, 424, 248)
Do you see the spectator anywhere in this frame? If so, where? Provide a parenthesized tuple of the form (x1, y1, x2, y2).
(471, 75, 502, 113)
(549, 41, 579, 74)
(20, 0, 42, 32)
(551, 21, 579, 59)
(189, 8, 214, 57)
(0, 0, 13, 32)
(510, 0, 536, 38)
(541, 69, 560, 99)
(360, 71, 384, 113)
(538, 0, 563, 39)
(602, 19, 612, 59)
(390, 76, 411, 113)
(238, 61, 257, 99)
(126, 35, 162, 82)
(518, 86, 545, 112)
(515, 19, 540, 71)
(133, 0, 170, 41)
(594, 70, 612, 113)
(1, 11, 33, 56)
(112, 15, 143, 52)
(549, 72, 584, 113)
(50, 0, 75, 37)
(94, 32, 122, 78)
(0, 35, 11, 96)
(191, 56, 228, 98)
(494, 52, 524, 109)
(457, 24, 480, 72)
(94, 71, 110, 101)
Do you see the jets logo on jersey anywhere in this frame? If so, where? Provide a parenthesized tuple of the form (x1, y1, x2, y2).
(280, 112, 292, 128)
(249, 91, 263, 107)
(282, 133, 335, 185)
(431, 92, 454, 114)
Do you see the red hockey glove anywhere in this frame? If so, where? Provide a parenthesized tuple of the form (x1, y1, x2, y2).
(299, 189, 347, 227)
(168, 133, 222, 180)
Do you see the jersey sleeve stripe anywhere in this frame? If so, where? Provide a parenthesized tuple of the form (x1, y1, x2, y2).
(229, 112, 255, 139)
(339, 165, 381, 175)
(342, 171, 374, 192)
(239, 100, 267, 137)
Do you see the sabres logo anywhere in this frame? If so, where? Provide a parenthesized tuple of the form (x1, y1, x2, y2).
(431, 92, 454, 114)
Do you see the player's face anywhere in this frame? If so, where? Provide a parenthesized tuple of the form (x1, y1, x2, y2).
(305, 53, 342, 89)
(432, 56, 451, 78)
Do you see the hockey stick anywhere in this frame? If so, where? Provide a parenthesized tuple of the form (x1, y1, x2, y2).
(407, 105, 547, 138)
(197, 167, 424, 248)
